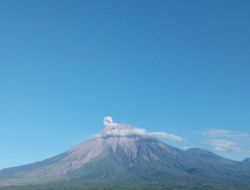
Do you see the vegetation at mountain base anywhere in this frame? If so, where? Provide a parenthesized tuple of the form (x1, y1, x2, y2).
(1, 180, 250, 190)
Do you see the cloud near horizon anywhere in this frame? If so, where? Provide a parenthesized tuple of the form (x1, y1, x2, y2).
(203, 139, 250, 153)
(196, 129, 250, 154)
(196, 129, 249, 138)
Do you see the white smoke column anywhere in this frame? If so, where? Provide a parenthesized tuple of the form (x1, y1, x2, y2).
(103, 117, 113, 127)
(103, 117, 118, 128)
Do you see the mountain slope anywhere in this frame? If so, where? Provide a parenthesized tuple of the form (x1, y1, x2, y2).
(0, 117, 250, 188)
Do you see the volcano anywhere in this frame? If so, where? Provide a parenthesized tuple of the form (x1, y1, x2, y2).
(0, 117, 250, 189)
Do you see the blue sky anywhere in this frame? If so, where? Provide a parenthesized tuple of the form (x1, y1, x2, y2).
(0, 0, 250, 169)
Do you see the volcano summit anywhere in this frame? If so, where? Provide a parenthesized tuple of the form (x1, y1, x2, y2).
(0, 117, 250, 189)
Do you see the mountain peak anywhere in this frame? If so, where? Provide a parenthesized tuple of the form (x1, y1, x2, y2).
(100, 117, 137, 137)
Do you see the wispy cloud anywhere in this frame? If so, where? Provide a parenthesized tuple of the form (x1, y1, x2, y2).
(203, 139, 250, 153)
(196, 129, 249, 138)
(148, 132, 183, 141)
(196, 129, 250, 154)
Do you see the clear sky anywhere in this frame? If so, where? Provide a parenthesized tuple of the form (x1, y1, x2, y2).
(0, 0, 250, 169)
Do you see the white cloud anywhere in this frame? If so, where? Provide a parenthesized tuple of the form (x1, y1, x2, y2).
(105, 127, 146, 137)
(203, 139, 250, 153)
(148, 132, 183, 141)
(105, 127, 183, 142)
(196, 129, 248, 138)
(196, 129, 250, 154)
(102, 117, 183, 142)
(181, 146, 200, 150)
